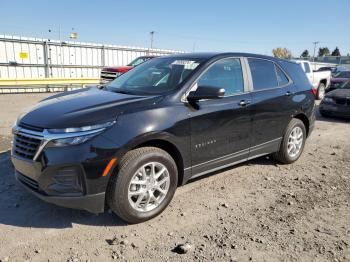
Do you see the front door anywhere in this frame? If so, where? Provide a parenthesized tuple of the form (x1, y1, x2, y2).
(188, 57, 253, 176)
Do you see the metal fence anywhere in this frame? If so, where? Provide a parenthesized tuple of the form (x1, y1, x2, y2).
(0, 35, 183, 80)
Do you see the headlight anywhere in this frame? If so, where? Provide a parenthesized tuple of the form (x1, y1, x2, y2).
(323, 97, 335, 104)
(48, 121, 115, 134)
(51, 133, 97, 146)
(48, 121, 116, 146)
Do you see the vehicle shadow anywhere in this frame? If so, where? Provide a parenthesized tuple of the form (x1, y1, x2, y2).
(315, 104, 350, 124)
(0, 151, 128, 229)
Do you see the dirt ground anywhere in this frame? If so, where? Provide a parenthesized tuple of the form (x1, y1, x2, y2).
(0, 93, 349, 262)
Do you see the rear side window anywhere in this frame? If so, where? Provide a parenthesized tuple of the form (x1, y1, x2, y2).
(275, 65, 289, 86)
(248, 58, 278, 90)
(197, 58, 244, 96)
(303, 62, 311, 73)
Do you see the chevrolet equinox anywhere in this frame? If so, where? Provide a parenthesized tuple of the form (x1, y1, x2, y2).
(11, 53, 315, 223)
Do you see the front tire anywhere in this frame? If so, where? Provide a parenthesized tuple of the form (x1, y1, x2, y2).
(107, 147, 178, 224)
(317, 83, 326, 100)
(273, 119, 306, 164)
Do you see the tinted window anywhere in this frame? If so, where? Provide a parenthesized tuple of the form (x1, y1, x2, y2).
(197, 58, 244, 96)
(336, 71, 350, 78)
(303, 62, 311, 73)
(248, 58, 278, 90)
(275, 65, 289, 86)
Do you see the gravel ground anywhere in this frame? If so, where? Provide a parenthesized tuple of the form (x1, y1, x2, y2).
(0, 93, 349, 262)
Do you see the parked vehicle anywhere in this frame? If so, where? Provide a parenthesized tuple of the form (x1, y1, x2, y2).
(293, 60, 331, 100)
(316, 66, 335, 72)
(100, 55, 157, 83)
(320, 80, 350, 118)
(332, 66, 349, 77)
(327, 71, 350, 92)
(12, 53, 315, 223)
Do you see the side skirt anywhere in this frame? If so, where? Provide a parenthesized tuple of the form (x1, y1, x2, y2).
(182, 137, 282, 184)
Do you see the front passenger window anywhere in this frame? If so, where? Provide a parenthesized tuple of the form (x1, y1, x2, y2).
(197, 58, 244, 96)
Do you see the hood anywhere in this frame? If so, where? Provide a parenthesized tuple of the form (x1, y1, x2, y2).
(327, 88, 350, 98)
(102, 66, 133, 73)
(19, 87, 158, 129)
(331, 78, 349, 83)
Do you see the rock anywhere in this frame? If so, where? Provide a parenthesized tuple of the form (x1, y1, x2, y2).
(322, 165, 328, 169)
(1, 257, 9, 262)
(131, 242, 138, 248)
(34, 249, 41, 253)
(330, 152, 336, 155)
(14, 203, 19, 208)
(173, 243, 192, 254)
(107, 237, 119, 245)
(120, 240, 129, 246)
(221, 203, 228, 208)
(180, 212, 186, 217)
(167, 232, 174, 236)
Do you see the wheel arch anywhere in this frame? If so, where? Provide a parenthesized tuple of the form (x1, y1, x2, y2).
(132, 139, 185, 186)
(319, 79, 328, 86)
(293, 113, 310, 136)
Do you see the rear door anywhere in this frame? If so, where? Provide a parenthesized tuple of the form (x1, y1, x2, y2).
(247, 58, 295, 158)
(188, 57, 253, 176)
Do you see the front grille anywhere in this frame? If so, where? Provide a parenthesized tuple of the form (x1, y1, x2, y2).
(17, 172, 40, 191)
(335, 98, 350, 106)
(13, 133, 42, 160)
(100, 71, 121, 81)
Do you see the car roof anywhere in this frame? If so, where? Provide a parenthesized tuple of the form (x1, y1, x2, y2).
(163, 52, 288, 63)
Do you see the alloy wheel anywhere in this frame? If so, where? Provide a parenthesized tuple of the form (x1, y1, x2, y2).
(287, 126, 303, 158)
(128, 162, 170, 212)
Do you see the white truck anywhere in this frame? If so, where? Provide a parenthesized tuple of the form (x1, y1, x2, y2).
(292, 60, 331, 100)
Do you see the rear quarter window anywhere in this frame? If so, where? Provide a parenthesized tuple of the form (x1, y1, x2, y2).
(280, 61, 312, 91)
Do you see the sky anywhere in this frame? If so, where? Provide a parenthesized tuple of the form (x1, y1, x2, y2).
(1, 0, 349, 57)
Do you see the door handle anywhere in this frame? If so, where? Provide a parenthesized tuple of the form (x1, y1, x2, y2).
(239, 100, 251, 107)
(285, 91, 292, 96)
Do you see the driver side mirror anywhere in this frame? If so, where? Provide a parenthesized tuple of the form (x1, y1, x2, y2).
(187, 85, 225, 101)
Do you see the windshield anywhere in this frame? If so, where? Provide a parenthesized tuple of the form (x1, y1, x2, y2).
(340, 81, 350, 89)
(127, 57, 153, 67)
(335, 71, 350, 78)
(106, 57, 204, 95)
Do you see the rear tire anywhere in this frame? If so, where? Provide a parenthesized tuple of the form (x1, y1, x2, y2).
(273, 119, 306, 164)
(317, 83, 326, 100)
(106, 147, 178, 224)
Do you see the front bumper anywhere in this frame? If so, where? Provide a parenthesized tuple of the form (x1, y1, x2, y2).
(11, 128, 121, 214)
(16, 171, 105, 213)
(319, 103, 350, 118)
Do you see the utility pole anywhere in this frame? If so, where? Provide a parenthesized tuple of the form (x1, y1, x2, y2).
(150, 31, 155, 49)
(192, 41, 196, 52)
(312, 41, 319, 62)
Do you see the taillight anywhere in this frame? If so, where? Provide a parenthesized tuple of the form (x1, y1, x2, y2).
(311, 88, 317, 97)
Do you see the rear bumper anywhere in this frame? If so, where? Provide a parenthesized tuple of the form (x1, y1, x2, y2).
(15, 171, 106, 213)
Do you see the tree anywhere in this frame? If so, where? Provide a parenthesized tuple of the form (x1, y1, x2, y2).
(272, 47, 292, 59)
(301, 50, 310, 58)
(318, 47, 330, 57)
(331, 47, 341, 56)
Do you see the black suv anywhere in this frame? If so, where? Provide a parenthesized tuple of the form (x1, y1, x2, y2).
(11, 53, 315, 223)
